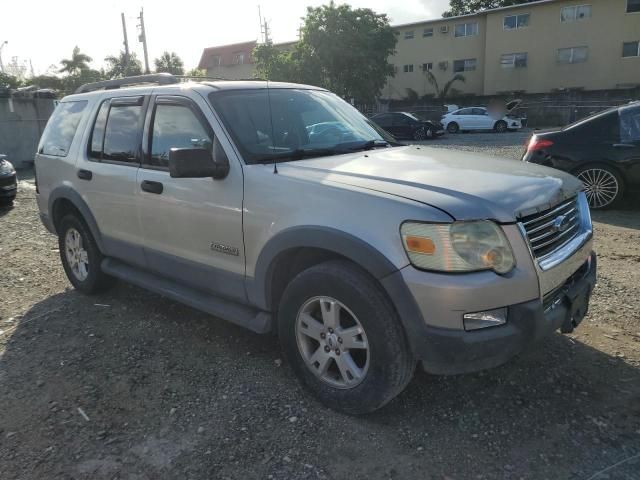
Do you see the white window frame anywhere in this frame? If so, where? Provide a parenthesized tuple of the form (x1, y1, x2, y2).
(560, 4, 592, 22)
(422, 62, 433, 71)
(501, 52, 528, 68)
(557, 46, 589, 64)
(403, 64, 414, 73)
(622, 41, 640, 57)
(453, 58, 477, 72)
(503, 13, 530, 30)
(232, 52, 245, 65)
(423, 27, 434, 37)
(454, 22, 479, 37)
(405, 30, 415, 39)
(210, 55, 221, 67)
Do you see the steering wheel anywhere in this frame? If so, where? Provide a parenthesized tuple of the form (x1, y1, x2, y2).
(313, 125, 345, 144)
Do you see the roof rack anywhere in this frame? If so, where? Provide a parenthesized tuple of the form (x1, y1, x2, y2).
(75, 73, 180, 94)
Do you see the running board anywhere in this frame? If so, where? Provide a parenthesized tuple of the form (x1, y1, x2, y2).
(101, 258, 272, 334)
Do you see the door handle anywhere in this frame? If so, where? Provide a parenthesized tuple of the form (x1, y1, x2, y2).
(77, 169, 93, 180)
(141, 180, 163, 194)
(613, 143, 635, 149)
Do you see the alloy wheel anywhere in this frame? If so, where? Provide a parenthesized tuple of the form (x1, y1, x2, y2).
(577, 168, 620, 209)
(295, 296, 370, 389)
(413, 128, 426, 141)
(65, 228, 89, 281)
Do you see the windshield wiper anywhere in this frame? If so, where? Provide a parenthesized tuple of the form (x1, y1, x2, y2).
(253, 140, 390, 164)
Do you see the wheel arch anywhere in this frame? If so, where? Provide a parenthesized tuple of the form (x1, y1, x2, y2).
(49, 186, 105, 252)
(248, 226, 400, 313)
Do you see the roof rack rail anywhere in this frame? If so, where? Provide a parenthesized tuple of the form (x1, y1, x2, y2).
(75, 73, 180, 94)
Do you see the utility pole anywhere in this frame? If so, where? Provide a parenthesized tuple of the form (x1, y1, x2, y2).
(258, 6, 270, 44)
(0, 41, 7, 74)
(137, 8, 150, 74)
(121, 13, 130, 70)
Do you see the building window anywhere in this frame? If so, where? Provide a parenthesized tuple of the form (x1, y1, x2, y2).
(501, 52, 528, 68)
(403, 64, 414, 73)
(405, 30, 415, 39)
(623, 41, 640, 57)
(210, 55, 221, 67)
(628, 0, 640, 13)
(453, 58, 477, 72)
(232, 52, 245, 65)
(454, 22, 479, 37)
(557, 46, 589, 64)
(422, 62, 433, 71)
(561, 5, 591, 22)
(504, 13, 530, 29)
(423, 28, 434, 37)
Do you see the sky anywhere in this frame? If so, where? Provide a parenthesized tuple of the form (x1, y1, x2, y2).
(1, 0, 450, 76)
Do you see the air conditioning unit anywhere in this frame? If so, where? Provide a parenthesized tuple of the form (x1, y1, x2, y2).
(438, 61, 449, 71)
(440, 25, 449, 34)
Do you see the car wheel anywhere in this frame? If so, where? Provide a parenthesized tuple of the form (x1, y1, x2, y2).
(446, 122, 459, 134)
(413, 127, 427, 141)
(0, 197, 14, 207)
(278, 260, 415, 415)
(58, 214, 115, 294)
(425, 127, 434, 139)
(574, 165, 625, 209)
(494, 120, 508, 133)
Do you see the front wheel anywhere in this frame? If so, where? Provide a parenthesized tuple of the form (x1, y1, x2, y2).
(58, 214, 115, 294)
(494, 120, 508, 133)
(446, 122, 459, 134)
(413, 127, 427, 141)
(278, 260, 415, 414)
(574, 165, 624, 209)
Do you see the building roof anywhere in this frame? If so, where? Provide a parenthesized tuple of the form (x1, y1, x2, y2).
(392, 0, 557, 29)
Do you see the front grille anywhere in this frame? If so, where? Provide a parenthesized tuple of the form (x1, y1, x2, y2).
(0, 174, 16, 187)
(520, 196, 581, 259)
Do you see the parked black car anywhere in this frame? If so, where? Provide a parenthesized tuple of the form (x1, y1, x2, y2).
(522, 102, 640, 209)
(0, 154, 17, 206)
(370, 112, 445, 141)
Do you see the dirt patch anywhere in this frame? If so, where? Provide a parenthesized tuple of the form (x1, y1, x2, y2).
(1, 171, 639, 480)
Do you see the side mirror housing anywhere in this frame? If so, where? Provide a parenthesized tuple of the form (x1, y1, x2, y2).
(168, 141, 230, 179)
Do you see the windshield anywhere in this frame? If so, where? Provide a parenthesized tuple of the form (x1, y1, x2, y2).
(208, 88, 394, 164)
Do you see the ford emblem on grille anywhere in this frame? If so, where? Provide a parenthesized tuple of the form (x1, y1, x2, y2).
(552, 214, 571, 233)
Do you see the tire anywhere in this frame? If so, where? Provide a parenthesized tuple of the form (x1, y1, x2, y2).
(446, 122, 459, 134)
(58, 214, 115, 294)
(0, 197, 15, 207)
(278, 260, 415, 415)
(494, 120, 508, 133)
(574, 164, 625, 209)
(412, 127, 427, 141)
(425, 127, 434, 139)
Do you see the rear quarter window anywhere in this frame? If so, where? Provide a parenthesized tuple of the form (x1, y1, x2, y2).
(39, 101, 88, 157)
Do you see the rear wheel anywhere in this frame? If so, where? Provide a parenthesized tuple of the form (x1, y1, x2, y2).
(446, 122, 459, 134)
(413, 127, 427, 141)
(58, 214, 115, 293)
(0, 197, 14, 207)
(494, 120, 508, 133)
(278, 260, 415, 414)
(574, 165, 624, 209)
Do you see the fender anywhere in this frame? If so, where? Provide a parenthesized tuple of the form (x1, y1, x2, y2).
(48, 185, 105, 253)
(248, 226, 400, 311)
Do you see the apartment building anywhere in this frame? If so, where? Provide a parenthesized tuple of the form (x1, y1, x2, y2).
(387, 0, 640, 99)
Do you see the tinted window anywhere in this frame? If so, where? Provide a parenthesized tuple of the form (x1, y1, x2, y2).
(103, 104, 142, 163)
(620, 106, 640, 143)
(567, 111, 619, 141)
(39, 101, 87, 157)
(472, 108, 487, 116)
(373, 115, 393, 127)
(455, 108, 473, 115)
(150, 103, 213, 168)
(89, 100, 110, 159)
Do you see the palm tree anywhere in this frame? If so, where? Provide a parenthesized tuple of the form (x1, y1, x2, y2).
(104, 51, 143, 79)
(59, 47, 92, 75)
(424, 70, 466, 100)
(154, 52, 185, 75)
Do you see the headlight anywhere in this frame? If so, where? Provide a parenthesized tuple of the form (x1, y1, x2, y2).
(0, 161, 15, 175)
(401, 220, 515, 274)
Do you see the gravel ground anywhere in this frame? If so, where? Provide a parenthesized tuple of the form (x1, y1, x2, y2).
(1, 141, 639, 479)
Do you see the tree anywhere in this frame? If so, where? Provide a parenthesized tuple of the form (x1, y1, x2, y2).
(253, 2, 397, 104)
(154, 51, 185, 75)
(186, 68, 207, 78)
(59, 46, 92, 75)
(0, 72, 21, 89)
(443, 0, 533, 17)
(104, 51, 143, 79)
(424, 71, 466, 99)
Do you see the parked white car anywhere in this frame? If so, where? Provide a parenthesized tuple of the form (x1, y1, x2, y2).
(442, 101, 523, 134)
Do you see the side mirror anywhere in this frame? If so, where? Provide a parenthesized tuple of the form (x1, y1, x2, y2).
(169, 140, 230, 179)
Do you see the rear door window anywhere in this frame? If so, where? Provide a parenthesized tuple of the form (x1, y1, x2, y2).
(39, 101, 88, 157)
(88, 96, 144, 164)
(620, 106, 640, 143)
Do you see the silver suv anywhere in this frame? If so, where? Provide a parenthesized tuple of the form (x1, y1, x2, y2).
(35, 74, 596, 414)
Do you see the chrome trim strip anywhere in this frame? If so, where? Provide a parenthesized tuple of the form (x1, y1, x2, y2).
(521, 198, 575, 227)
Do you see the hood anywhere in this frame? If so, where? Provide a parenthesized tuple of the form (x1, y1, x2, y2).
(280, 146, 582, 222)
(505, 99, 522, 113)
